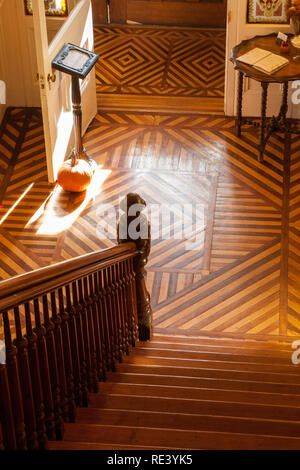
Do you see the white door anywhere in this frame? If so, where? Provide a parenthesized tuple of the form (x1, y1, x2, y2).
(32, 0, 97, 183)
(225, 0, 294, 117)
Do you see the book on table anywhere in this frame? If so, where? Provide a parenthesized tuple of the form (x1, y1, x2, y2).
(236, 47, 289, 75)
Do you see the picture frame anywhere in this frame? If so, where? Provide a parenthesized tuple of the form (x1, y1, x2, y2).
(247, 0, 289, 24)
(24, 0, 68, 17)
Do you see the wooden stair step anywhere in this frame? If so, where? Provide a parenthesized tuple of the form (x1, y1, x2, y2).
(48, 335, 300, 449)
(116, 363, 300, 385)
(105, 371, 300, 396)
(95, 382, 300, 409)
(122, 354, 299, 375)
(49, 423, 300, 450)
(74, 407, 300, 438)
(152, 335, 293, 352)
(139, 340, 293, 358)
(87, 393, 300, 421)
(133, 346, 293, 365)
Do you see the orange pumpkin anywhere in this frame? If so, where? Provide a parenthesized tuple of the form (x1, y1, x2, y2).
(57, 158, 93, 192)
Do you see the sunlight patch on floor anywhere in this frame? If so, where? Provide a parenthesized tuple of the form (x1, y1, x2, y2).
(0, 183, 35, 226)
(25, 166, 111, 235)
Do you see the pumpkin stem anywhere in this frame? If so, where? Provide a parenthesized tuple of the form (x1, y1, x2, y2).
(71, 150, 77, 167)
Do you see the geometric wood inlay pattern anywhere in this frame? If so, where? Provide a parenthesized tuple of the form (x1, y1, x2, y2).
(94, 26, 226, 113)
(0, 107, 297, 343)
(0, 20, 299, 342)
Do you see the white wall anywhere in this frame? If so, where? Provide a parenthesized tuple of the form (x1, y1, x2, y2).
(0, 0, 31, 107)
(0, 0, 71, 109)
(225, 0, 299, 119)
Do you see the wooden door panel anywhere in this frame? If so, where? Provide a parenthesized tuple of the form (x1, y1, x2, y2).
(91, 0, 108, 24)
(110, 0, 227, 27)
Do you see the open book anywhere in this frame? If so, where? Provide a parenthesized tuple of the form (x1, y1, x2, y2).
(237, 48, 289, 75)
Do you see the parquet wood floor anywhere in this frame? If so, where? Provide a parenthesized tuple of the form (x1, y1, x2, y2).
(94, 25, 225, 113)
(0, 106, 298, 341)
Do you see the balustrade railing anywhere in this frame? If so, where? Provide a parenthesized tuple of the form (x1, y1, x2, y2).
(0, 193, 152, 450)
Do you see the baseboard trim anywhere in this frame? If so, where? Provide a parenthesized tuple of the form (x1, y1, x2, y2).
(97, 93, 224, 115)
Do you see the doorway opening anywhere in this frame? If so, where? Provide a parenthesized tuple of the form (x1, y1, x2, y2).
(94, 0, 227, 114)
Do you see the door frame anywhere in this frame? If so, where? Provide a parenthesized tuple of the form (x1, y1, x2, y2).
(32, 0, 97, 182)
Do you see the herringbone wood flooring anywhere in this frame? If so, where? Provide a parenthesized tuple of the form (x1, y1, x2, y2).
(0, 105, 298, 341)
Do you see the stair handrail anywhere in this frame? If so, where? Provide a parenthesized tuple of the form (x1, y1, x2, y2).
(0, 192, 152, 450)
(0, 243, 137, 311)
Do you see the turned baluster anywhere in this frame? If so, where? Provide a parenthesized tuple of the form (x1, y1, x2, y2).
(110, 264, 124, 362)
(118, 262, 130, 355)
(103, 268, 118, 372)
(82, 276, 98, 393)
(42, 295, 64, 440)
(117, 193, 152, 341)
(117, 262, 128, 356)
(13, 305, 38, 450)
(104, 267, 120, 366)
(0, 363, 17, 449)
(129, 257, 139, 345)
(124, 259, 134, 350)
(50, 292, 69, 422)
(71, 281, 88, 406)
(77, 278, 94, 393)
(65, 285, 83, 407)
(97, 270, 114, 372)
(58, 287, 76, 421)
(2, 311, 27, 449)
(33, 298, 55, 440)
(24, 302, 47, 449)
(89, 273, 106, 382)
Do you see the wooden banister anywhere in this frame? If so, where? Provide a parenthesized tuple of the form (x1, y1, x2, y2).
(0, 192, 152, 450)
(0, 243, 137, 311)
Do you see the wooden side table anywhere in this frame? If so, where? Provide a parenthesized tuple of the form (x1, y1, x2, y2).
(231, 33, 300, 162)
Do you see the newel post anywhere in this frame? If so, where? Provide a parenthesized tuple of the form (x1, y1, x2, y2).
(117, 193, 152, 341)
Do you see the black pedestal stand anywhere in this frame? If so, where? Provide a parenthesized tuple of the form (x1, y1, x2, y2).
(52, 43, 100, 171)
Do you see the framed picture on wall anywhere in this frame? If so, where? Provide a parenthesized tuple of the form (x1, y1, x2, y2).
(24, 0, 68, 16)
(247, 0, 289, 24)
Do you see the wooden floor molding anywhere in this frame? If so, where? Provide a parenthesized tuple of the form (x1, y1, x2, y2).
(94, 25, 225, 114)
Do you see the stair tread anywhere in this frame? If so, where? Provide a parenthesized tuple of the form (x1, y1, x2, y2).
(96, 381, 300, 408)
(152, 334, 293, 351)
(53, 423, 300, 450)
(139, 340, 293, 357)
(74, 407, 300, 437)
(87, 393, 300, 421)
(48, 335, 300, 450)
(133, 346, 293, 365)
(105, 371, 300, 395)
(115, 363, 300, 384)
(122, 354, 299, 375)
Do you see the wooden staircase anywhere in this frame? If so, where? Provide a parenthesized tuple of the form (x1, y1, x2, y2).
(48, 334, 300, 450)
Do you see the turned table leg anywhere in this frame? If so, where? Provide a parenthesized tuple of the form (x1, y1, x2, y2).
(259, 82, 269, 162)
(279, 81, 289, 125)
(236, 71, 244, 137)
